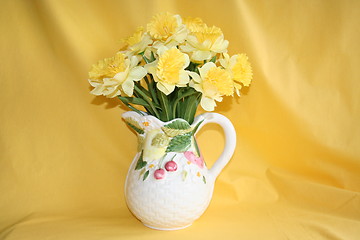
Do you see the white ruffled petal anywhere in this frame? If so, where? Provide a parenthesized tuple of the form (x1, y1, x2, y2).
(157, 82, 175, 95)
(122, 80, 134, 97)
(178, 70, 190, 85)
(192, 50, 212, 61)
(129, 66, 147, 81)
(200, 97, 216, 111)
(188, 71, 201, 83)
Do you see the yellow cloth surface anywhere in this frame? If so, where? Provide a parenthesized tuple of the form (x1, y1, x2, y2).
(1, 0, 360, 239)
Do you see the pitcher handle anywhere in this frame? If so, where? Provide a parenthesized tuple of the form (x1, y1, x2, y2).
(192, 113, 237, 180)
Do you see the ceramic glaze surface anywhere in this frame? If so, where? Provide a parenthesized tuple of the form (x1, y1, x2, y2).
(123, 111, 236, 230)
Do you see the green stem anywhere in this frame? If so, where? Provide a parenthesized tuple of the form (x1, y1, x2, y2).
(157, 90, 171, 122)
(144, 75, 159, 105)
(134, 85, 160, 119)
(172, 91, 199, 119)
(118, 97, 144, 116)
(183, 92, 201, 123)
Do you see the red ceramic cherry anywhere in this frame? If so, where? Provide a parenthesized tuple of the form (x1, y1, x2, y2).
(165, 161, 177, 172)
(154, 169, 166, 179)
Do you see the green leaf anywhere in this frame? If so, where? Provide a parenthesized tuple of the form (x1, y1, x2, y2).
(162, 127, 193, 138)
(210, 55, 217, 63)
(162, 119, 193, 137)
(118, 96, 150, 107)
(134, 85, 161, 119)
(135, 152, 147, 170)
(157, 90, 171, 122)
(193, 136, 201, 157)
(166, 133, 192, 153)
(203, 176, 207, 184)
(118, 97, 144, 116)
(183, 92, 201, 124)
(124, 117, 144, 135)
(171, 88, 198, 119)
(142, 51, 156, 64)
(164, 120, 191, 130)
(192, 119, 204, 134)
(137, 135, 144, 152)
(143, 170, 150, 181)
(145, 75, 159, 105)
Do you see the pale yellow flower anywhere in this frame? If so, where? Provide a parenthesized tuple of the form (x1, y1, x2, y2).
(220, 53, 253, 95)
(120, 26, 152, 54)
(145, 47, 190, 95)
(189, 62, 234, 111)
(147, 12, 188, 47)
(88, 53, 147, 97)
(181, 24, 228, 62)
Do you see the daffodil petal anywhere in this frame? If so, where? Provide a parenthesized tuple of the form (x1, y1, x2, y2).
(188, 71, 201, 83)
(199, 62, 216, 78)
(178, 70, 190, 85)
(113, 71, 127, 83)
(192, 50, 212, 61)
(129, 66, 147, 80)
(122, 80, 134, 96)
(201, 97, 216, 111)
(157, 82, 175, 95)
(90, 86, 105, 96)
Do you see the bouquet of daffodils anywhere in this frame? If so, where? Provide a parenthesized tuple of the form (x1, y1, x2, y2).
(88, 12, 252, 123)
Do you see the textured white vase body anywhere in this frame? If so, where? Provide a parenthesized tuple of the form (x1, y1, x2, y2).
(122, 111, 236, 230)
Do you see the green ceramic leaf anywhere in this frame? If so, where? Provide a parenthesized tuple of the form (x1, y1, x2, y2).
(161, 127, 193, 137)
(143, 170, 150, 181)
(203, 176, 207, 184)
(124, 117, 144, 134)
(166, 133, 192, 153)
(164, 120, 191, 130)
(162, 119, 192, 137)
(138, 168, 146, 180)
(137, 135, 144, 152)
(135, 152, 147, 170)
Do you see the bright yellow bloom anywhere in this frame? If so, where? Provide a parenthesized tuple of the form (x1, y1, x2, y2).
(189, 62, 234, 111)
(89, 53, 126, 80)
(147, 12, 188, 47)
(192, 25, 223, 43)
(145, 47, 190, 95)
(203, 67, 234, 96)
(120, 26, 152, 54)
(181, 24, 228, 61)
(88, 53, 147, 97)
(183, 16, 205, 32)
(220, 53, 253, 95)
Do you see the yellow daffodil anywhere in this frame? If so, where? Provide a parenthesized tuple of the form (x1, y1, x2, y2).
(88, 53, 147, 97)
(89, 12, 254, 121)
(120, 26, 152, 54)
(220, 53, 253, 95)
(147, 12, 188, 48)
(181, 24, 228, 62)
(189, 62, 234, 111)
(183, 16, 205, 32)
(145, 47, 190, 95)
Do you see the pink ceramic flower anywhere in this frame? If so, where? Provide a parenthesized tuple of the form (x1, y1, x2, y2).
(184, 151, 204, 168)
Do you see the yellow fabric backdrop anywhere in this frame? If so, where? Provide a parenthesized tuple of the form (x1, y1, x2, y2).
(1, 0, 359, 239)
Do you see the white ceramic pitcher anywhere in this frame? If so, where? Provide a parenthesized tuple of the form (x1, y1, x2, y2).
(122, 111, 236, 230)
